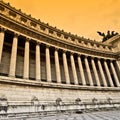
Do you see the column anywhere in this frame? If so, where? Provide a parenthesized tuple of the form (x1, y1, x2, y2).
(104, 60, 114, 87)
(115, 60, 120, 73)
(115, 60, 120, 78)
(84, 56, 93, 86)
(97, 59, 107, 87)
(63, 51, 70, 84)
(36, 42, 41, 81)
(46, 45, 51, 82)
(23, 38, 30, 79)
(91, 58, 100, 86)
(0, 28, 5, 63)
(70, 53, 78, 85)
(110, 61, 119, 87)
(77, 55, 86, 85)
(9, 33, 18, 77)
(54, 48, 61, 83)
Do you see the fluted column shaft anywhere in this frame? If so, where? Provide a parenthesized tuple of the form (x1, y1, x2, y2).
(84, 57, 93, 86)
(54, 49, 61, 83)
(0, 28, 5, 63)
(110, 61, 119, 87)
(36, 43, 41, 81)
(104, 60, 114, 87)
(23, 39, 30, 79)
(116, 61, 120, 73)
(70, 53, 78, 85)
(91, 58, 100, 86)
(97, 59, 107, 87)
(46, 46, 51, 82)
(9, 34, 18, 77)
(77, 56, 86, 85)
(63, 51, 70, 84)
(115, 61, 120, 79)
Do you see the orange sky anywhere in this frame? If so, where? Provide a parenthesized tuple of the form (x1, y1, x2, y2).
(3, 0, 120, 41)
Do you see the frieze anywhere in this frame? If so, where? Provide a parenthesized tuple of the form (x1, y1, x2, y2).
(1, 1, 116, 51)
(0, 15, 118, 59)
(0, 1, 114, 49)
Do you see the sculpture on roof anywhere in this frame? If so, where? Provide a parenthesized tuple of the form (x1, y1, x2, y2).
(97, 31, 118, 42)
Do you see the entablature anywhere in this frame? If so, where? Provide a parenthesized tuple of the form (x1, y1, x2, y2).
(0, 14, 119, 60)
(0, 1, 114, 51)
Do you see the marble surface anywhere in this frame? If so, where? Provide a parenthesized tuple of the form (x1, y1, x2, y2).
(1, 110, 120, 120)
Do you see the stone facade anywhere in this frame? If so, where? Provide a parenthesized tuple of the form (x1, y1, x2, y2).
(0, 0, 120, 113)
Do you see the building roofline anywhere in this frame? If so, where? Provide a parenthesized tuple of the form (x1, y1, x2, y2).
(0, 0, 113, 46)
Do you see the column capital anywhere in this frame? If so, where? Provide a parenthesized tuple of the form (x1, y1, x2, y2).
(54, 47, 59, 51)
(109, 59, 114, 62)
(26, 37, 31, 41)
(70, 52, 74, 55)
(46, 44, 51, 48)
(104, 58, 112, 62)
(91, 57, 95, 60)
(62, 49, 67, 53)
(0, 27, 6, 32)
(78, 54, 82, 57)
(91, 56, 98, 60)
(97, 57, 101, 60)
(36, 41, 41, 45)
(103, 59, 107, 62)
(84, 55, 88, 58)
(14, 32, 19, 38)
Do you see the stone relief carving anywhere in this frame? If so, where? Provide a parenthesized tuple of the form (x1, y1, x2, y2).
(92, 98, 98, 105)
(0, 95, 8, 112)
(56, 98, 62, 106)
(107, 98, 113, 105)
(75, 98, 82, 105)
(31, 96, 39, 105)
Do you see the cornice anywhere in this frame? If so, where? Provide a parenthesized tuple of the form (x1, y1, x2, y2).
(0, 1, 113, 47)
(104, 35, 120, 44)
(115, 52, 120, 60)
(0, 1, 119, 59)
(0, 15, 118, 59)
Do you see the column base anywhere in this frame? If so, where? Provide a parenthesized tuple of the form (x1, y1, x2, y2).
(36, 79, 41, 82)
(8, 74, 15, 78)
(23, 77, 29, 80)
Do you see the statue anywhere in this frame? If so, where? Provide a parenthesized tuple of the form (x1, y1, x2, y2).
(97, 31, 118, 42)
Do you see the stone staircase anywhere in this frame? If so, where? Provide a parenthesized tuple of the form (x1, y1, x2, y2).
(0, 109, 120, 120)
(0, 100, 120, 120)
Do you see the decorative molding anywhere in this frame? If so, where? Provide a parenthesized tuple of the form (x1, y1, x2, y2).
(0, 2, 119, 59)
(0, 1, 113, 48)
(0, 76, 120, 91)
